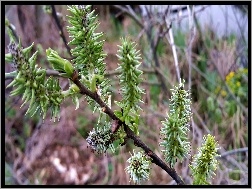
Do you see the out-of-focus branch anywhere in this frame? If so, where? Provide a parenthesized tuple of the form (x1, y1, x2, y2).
(193, 10, 248, 117)
(219, 147, 248, 159)
(186, 5, 196, 90)
(50, 5, 72, 57)
(5, 18, 19, 42)
(113, 5, 143, 28)
(166, 25, 180, 83)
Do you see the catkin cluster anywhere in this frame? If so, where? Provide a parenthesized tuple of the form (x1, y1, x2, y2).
(6, 41, 63, 121)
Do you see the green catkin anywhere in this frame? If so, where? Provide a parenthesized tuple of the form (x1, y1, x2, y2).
(125, 150, 151, 184)
(5, 41, 64, 121)
(67, 5, 110, 111)
(160, 80, 191, 167)
(190, 134, 220, 185)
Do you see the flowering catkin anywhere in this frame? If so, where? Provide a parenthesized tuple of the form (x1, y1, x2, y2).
(160, 80, 191, 167)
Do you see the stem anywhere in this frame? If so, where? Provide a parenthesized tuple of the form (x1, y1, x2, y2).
(50, 5, 72, 57)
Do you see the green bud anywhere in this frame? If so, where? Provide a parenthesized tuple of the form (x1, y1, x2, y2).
(22, 42, 34, 56)
(46, 48, 65, 73)
(6, 78, 18, 88)
(46, 48, 74, 78)
(5, 53, 13, 62)
(70, 84, 80, 93)
(29, 51, 38, 70)
(63, 59, 74, 77)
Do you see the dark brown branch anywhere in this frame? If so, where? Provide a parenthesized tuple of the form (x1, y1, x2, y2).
(50, 5, 72, 57)
(71, 70, 185, 185)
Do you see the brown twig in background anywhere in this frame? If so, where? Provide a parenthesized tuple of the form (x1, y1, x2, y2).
(71, 70, 185, 185)
(50, 5, 72, 57)
(6, 21, 19, 42)
(219, 147, 248, 159)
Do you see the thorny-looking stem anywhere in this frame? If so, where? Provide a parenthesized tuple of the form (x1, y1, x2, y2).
(71, 70, 185, 185)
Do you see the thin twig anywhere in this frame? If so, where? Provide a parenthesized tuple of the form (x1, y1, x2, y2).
(112, 5, 143, 28)
(219, 147, 248, 159)
(50, 5, 72, 57)
(165, 21, 181, 83)
(170, 5, 210, 23)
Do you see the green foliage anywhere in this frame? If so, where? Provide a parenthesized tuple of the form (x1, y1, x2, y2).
(108, 15, 123, 39)
(76, 115, 90, 138)
(197, 52, 207, 73)
(225, 68, 248, 105)
(229, 170, 241, 181)
(174, 29, 186, 48)
(150, 84, 161, 106)
(160, 80, 191, 167)
(190, 134, 220, 185)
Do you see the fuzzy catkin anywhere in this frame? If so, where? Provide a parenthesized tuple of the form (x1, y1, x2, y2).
(160, 80, 191, 167)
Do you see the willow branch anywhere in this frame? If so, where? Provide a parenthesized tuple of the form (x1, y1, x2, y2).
(71, 70, 185, 185)
(50, 5, 72, 57)
(113, 5, 144, 28)
(219, 147, 248, 159)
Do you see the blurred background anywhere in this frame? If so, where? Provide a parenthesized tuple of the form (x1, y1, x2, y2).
(5, 5, 249, 185)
